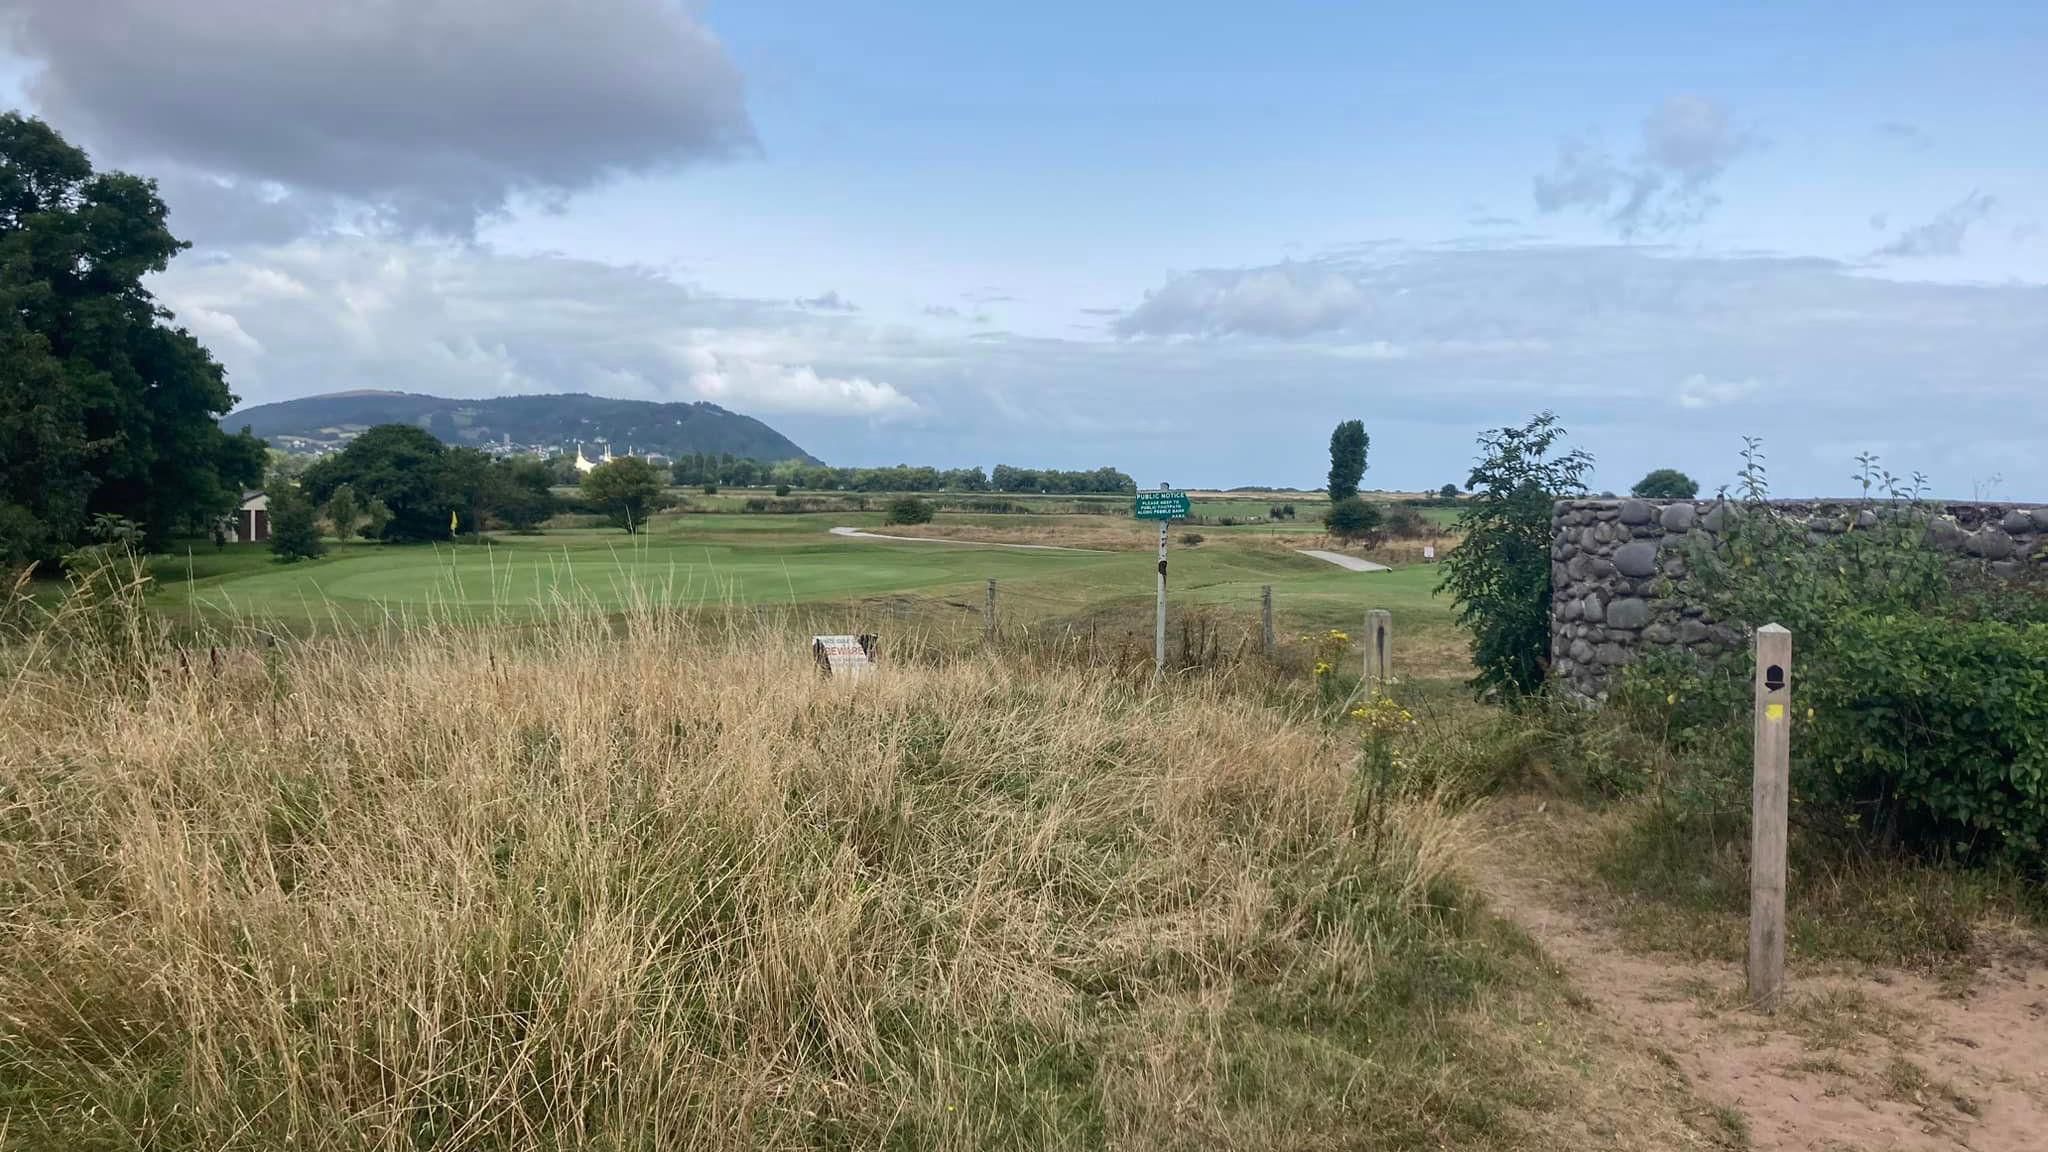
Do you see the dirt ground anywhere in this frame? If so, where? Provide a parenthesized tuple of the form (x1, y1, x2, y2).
(1475, 800, 2048, 1151)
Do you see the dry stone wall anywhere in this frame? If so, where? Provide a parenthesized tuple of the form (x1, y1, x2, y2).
(1550, 499, 2047, 700)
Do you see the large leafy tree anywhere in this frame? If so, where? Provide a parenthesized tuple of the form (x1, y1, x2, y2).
(301, 424, 450, 541)
(1630, 468, 1699, 500)
(1437, 412, 1592, 700)
(581, 456, 665, 533)
(1326, 420, 1368, 503)
(0, 113, 264, 567)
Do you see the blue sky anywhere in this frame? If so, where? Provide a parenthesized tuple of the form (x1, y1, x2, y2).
(4, 1, 2044, 495)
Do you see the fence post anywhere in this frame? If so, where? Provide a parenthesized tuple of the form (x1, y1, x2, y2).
(984, 578, 997, 643)
(1364, 609, 1392, 695)
(1749, 623, 1792, 1010)
(1261, 585, 1275, 657)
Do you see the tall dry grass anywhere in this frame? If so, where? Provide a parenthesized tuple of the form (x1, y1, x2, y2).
(0, 586, 1521, 1150)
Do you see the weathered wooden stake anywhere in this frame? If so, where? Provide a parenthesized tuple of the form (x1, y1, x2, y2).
(1363, 609, 1392, 694)
(1749, 623, 1792, 1010)
(1260, 585, 1275, 657)
(984, 578, 997, 643)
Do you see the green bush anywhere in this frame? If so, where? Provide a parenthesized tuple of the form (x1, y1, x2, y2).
(1323, 497, 1381, 541)
(884, 496, 935, 526)
(1438, 412, 1591, 699)
(1801, 614, 2048, 859)
(267, 487, 325, 563)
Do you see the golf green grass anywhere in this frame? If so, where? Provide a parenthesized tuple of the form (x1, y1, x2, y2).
(152, 509, 1460, 671)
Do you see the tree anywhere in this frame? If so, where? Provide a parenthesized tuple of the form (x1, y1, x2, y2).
(1631, 468, 1699, 500)
(267, 485, 324, 563)
(488, 458, 557, 532)
(1326, 420, 1369, 503)
(1439, 483, 1461, 499)
(323, 483, 361, 541)
(582, 457, 664, 533)
(1324, 497, 1382, 542)
(358, 498, 392, 540)
(1437, 412, 1592, 700)
(0, 113, 265, 568)
(301, 424, 448, 541)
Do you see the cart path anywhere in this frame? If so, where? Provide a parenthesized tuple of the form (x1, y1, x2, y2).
(827, 527, 1109, 552)
(1295, 549, 1392, 571)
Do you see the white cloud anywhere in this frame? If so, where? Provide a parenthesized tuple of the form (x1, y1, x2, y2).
(1677, 374, 1761, 409)
(1115, 262, 1370, 338)
(679, 348, 915, 417)
(1533, 96, 1753, 236)
(1874, 191, 1996, 259)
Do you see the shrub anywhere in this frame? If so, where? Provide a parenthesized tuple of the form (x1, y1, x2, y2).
(1383, 505, 1428, 539)
(267, 486, 325, 563)
(1802, 614, 2048, 859)
(1180, 532, 1205, 546)
(1437, 412, 1591, 700)
(1323, 497, 1382, 542)
(883, 495, 935, 525)
(774, 483, 792, 497)
(701, 482, 719, 495)
(1439, 483, 1460, 499)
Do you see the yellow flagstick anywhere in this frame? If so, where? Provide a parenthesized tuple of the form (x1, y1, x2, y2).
(450, 509, 458, 538)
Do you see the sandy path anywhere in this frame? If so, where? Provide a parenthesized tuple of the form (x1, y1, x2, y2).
(1473, 802, 2048, 1152)
(826, 526, 1107, 552)
(1294, 549, 1392, 571)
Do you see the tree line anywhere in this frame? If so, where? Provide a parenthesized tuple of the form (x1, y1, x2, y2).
(666, 454, 1135, 495)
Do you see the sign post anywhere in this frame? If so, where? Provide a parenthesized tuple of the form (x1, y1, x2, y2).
(1133, 486, 1191, 679)
(1749, 623, 1792, 1009)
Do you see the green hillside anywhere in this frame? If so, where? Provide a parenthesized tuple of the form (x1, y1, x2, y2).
(227, 390, 820, 463)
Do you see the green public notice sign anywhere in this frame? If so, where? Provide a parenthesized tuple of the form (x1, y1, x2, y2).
(1133, 491, 1191, 520)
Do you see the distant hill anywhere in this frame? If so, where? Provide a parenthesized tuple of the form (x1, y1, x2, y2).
(225, 391, 820, 463)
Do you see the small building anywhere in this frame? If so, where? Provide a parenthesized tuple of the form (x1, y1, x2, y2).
(235, 491, 270, 543)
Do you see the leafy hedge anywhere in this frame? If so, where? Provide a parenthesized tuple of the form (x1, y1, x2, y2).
(1801, 614, 2048, 859)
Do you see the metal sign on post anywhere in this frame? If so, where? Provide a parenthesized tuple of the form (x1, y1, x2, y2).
(1135, 486, 1189, 678)
(1133, 490, 1192, 520)
(813, 634, 879, 678)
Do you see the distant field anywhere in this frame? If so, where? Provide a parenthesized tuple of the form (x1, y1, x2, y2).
(153, 504, 1467, 680)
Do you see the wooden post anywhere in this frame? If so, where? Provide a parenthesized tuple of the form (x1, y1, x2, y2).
(1364, 609, 1392, 695)
(1749, 623, 1792, 1010)
(984, 578, 997, 643)
(1260, 585, 1275, 657)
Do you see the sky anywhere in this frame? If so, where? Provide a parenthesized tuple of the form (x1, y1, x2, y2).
(2, 0, 2044, 496)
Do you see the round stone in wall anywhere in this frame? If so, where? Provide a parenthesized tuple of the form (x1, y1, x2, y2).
(1619, 499, 1653, 525)
(2001, 509, 2034, 534)
(1659, 503, 1696, 532)
(1605, 597, 1651, 629)
(1966, 530, 2015, 560)
(1614, 541, 1660, 578)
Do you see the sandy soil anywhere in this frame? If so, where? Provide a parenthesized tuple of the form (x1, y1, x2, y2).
(1474, 801, 2048, 1152)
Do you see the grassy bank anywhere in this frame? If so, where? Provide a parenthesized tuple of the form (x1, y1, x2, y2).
(1, 603, 1568, 1150)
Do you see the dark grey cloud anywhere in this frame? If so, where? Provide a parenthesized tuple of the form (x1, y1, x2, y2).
(3, 0, 753, 239)
(1869, 212, 1889, 231)
(1533, 96, 1751, 236)
(1874, 191, 1996, 259)
(796, 290, 858, 312)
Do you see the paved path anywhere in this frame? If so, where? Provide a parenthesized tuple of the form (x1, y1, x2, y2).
(829, 527, 1107, 553)
(1295, 549, 1391, 572)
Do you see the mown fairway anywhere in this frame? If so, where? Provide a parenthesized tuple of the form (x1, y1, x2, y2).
(152, 504, 1464, 675)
